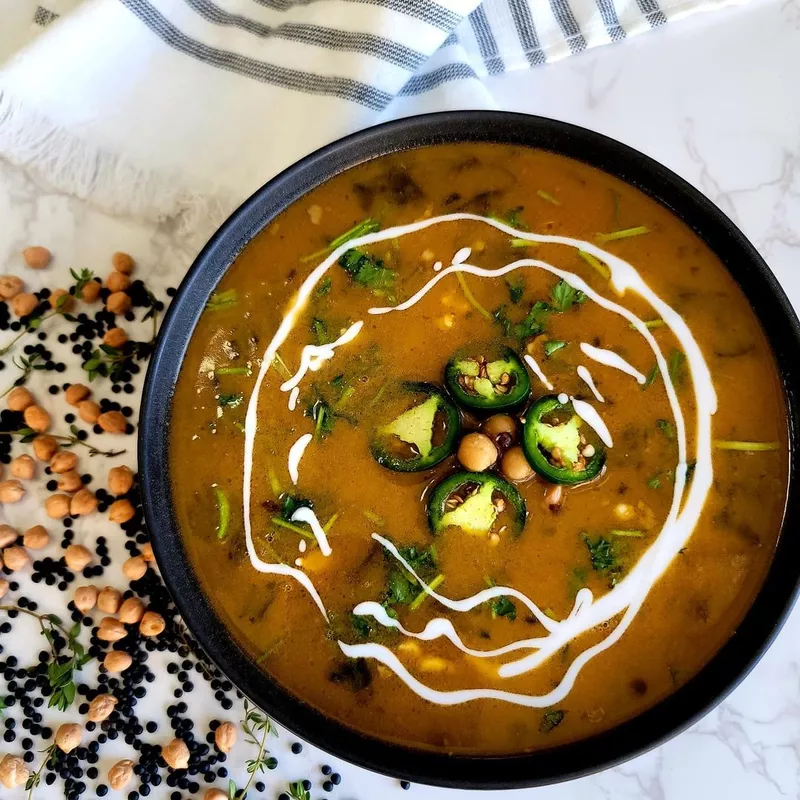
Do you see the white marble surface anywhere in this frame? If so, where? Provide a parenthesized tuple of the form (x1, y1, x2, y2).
(1, 0, 799, 797)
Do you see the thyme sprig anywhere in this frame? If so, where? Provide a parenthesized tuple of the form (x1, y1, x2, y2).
(82, 341, 153, 382)
(0, 352, 46, 398)
(0, 606, 91, 711)
(25, 742, 58, 800)
(227, 700, 277, 798)
(9, 426, 126, 457)
(288, 780, 311, 800)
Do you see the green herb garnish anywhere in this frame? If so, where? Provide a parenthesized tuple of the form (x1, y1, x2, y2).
(214, 486, 231, 540)
(668, 349, 686, 384)
(577, 249, 610, 280)
(315, 277, 332, 297)
(657, 419, 676, 441)
(581, 534, 617, 573)
(311, 317, 331, 346)
(339, 248, 396, 293)
(302, 218, 381, 263)
(536, 189, 560, 206)
(507, 278, 525, 304)
(218, 393, 243, 409)
(493, 300, 552, 340)
(596, 225, 650, 242)
(713, 440, 780, 452)
(543, 340, 567, 357)
(550, 279, 586, 311)
(206, 289, 238, 311)
(539, 709, 565, 733)
(491, 595, 517, 621)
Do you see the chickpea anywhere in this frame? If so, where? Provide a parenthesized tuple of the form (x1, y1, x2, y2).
(3, 545, 29, 572)
(140, 542, 155, 562)
(139, 611, 165, 637)
(12, 292, 38, 317)
(108, 465, 134, 495)
(65, 383, 91, 406)
(108, 760, 134, 791)
(106, 291, 132, 315)
(482, 414, 517, 440)
(0, 480, 25, 503)
(22, 246, 51, 269)
(73, 585, 98, 613)
(162, 738, 189, 770)
(118, 597, 145, 624)
(55, 723, 82, 753)
(123, 555, 147, 581)
(98, 617, 127, 642)
(214, 722, 237, 753)
(80, 280, 102, 303)
(501, 446, 535, 483)
(65, 544, 92, 571)
(0, 525, 18, 547)
(6, 386, 34, 411)
(33, 434, 59, 461)
(0, 579, 8, 599)
(10, 454, 35, 480)
(23, 525, 49, 550)
(106, 271, 131, 293)
(0, 754, 29, 789)
(49, 288, 73, 311)
(78, 400, 101, 424)
(111, 252, 135, 274)
(23, 404, 50, 433)
(50, 450, 77, 473)
(45, 494, 71, 519)
(98, 410, 126, 434)
(57, 470, 83, 493)
(108, 498, 135, 523)
(103, 327, 128, 349)
(457, 432, 498, 472)
(205, 791, 228, 800)
(0, 275, 24, 300)
(70, 489, 97, 516)
(103, 650, 132, 673)
(87, 693, 118, 722)
(97, 586, 122, 614)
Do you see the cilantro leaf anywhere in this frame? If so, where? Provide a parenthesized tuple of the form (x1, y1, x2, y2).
(582, 534, 616, 573)
(539, 709, 565, 733)
(543, 340, 567, 357)
(491, 596, 517, 621)
(339, 249, 396, 292)
(550, 279, 587, 312)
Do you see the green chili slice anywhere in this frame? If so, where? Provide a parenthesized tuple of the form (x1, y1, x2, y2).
(522, 395, 606, 485)
(444, 345, 531, 412)
(214, 486, 231, 540)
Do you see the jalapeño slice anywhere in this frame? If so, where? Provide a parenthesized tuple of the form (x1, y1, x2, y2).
(428, 472, 526, 536)
(445, 345, 531, 412)
(371, 382, 460, 472)
(522, 395, 606, 485)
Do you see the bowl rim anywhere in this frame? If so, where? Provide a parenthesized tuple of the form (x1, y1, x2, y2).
(139, 110, 800, 789)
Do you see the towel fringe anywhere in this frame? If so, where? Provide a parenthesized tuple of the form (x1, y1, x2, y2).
(0, 88, 236, 235)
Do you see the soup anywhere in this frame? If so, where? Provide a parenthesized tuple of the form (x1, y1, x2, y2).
(170, 144, 788, 755)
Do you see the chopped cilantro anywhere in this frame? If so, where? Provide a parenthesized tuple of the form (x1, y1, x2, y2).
(507, 278, 525, 304)
(494, 300, 552, 340)
(536, 189, 560, 206)
(311, 317, 331, 346)
(582, 534, 617, 573)
(656, 419, 676, 441)
(647, 474, 661, 489)
(539, 709, 565, 733)
(543, 340, 567, 357)
(339, 248, 396, 292)
(217, 393, 243, 409)
(550, 279, 587, 311)
(668, 349, 686, 384)
(383, 544, 438, 611)
(351, 614, 372, 639)
(315, 277, 332, 297)
(305, 396, 335, 439)
(491, 596, 517, 621)
(642, 364, 658, 390)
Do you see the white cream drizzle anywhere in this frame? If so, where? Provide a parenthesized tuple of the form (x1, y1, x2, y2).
(287, 433, 312, 485)
(576, 365, 604, 402)
(570, 397, 613, 448)
(290, 506, 332, 557)
(452, 247, 471, 264)
(580, 342, 647, 385)
(241, 212, 718, 704)
(288, 386, 300, 411)
(522, 354, 554, 391)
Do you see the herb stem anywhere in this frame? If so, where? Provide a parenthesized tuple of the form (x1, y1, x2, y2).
(272, 352, 292, 381)
(577, 250, 611, 280)
(536, 189, 561, 206)
(455, 272, 492, 321)
(7, 428, 125, 457)
(271, 517, 314, 539)
(214, 487, 231, 540)
(216, 366, 251, 376)
(25, 743, 58, 800)
(410, 574, 444, 611)
(509, 238, 537, 248)
(596, 225, 650, 243)
(713, 440, 780, 452)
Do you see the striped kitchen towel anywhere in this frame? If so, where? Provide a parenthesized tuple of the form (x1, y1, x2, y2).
(0, 0, 748, 231)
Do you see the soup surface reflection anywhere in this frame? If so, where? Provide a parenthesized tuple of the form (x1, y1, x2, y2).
(170, 144, 788, 754)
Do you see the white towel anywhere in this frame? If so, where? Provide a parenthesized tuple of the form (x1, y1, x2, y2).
(0, 0, 748, 232)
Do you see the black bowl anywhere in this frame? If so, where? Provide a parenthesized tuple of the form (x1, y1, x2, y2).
(140, 111, 800, 789)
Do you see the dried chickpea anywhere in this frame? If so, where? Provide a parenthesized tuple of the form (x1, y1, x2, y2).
(118, 597, 145, 624)
(108, 464, 134, 495)
(70, 489, 97, 516)
(122, 555, 147, 581)
(0, 579, 8, 599)
(0, 275, 24, 300)
(65, 383, 91, 406)
(6, 386, 33, 411)
(106, 291, 132, 315)
(109, 760, 134, 791)
(482, 414, 517, 441)
(65, 543, 92, 571)
(55, 723, 82, 753)
(23, 404, 50, 433)
(49, 288, 73, 311)
(78, 400, 101, 424)
(57, 470, 83, 493)
(140, 542, 154, 562)
(214, 722, 237, 753)
(108, 498, 135, 524)
(87, 693, 117, 722)
(0, 480, 25, 503)
(98, 617, 127, 642)
(103, 650, 132, 673)
(10, 454, 35, 480)
(11, 292, 38, 317)
(3, 546, 29, 572)
(23, 525, 49, 550)
(205, 791, 228, 800)
(103, 327, 128, 349)
(457, 432, 498, 472)
(0, 525, 18, 547)
(33, 434, 59, 461)
(112, 252, 135, 274)
(50, 450, 77, 473)
(74, 585, 98, 613)
(45, 493, 71, 519)
(0, 754, 29, 788)
(139, 611, 165, 637)
(162, 738, 189, 770)
(22, 245, 51, 269)
(80, 280, 102, 303)
(106, 271, 131, 293)
(501, 446, 535, 483)
(98, 410, 126, 434)
(97, 586, 122, 614)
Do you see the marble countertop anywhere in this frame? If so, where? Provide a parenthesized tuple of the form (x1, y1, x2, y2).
(1, 0, 799, 797)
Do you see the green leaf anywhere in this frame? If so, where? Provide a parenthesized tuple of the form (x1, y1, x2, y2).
(539, 709, 565, 733)
(338, 249, 396, 292)
(642, 364, 658, 390)
(550, 279, 586, 312)
(543, 340, 567, 357)
(506, 278, 525, 304)
(491, 596, 517, 621)
(668, 349, 686, 385)
(315, 277, 332, 297)
(218, 393, 244, 409)
(311, 317, 331, 346)
(581, 534, 616, 573)
(657, 419, 676, 441)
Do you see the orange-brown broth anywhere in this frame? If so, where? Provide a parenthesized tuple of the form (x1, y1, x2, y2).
(171, 144, 788, 754)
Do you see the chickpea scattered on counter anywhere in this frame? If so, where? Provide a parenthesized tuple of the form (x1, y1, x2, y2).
(70, 489, 98, 516)
(0, 526, 18, 548)
(50, 450, 78, 473)
(98, 410, 127, 434)
(11, 292, 38, 317)
(162, 738, 190, 770)
(65, 383, 91, 406)
(22, 525, 49, 550)
(139, 611, 165, 637)
(87, 693, 118, 722)
(214, 721, 237, 753)
(54, 724, 82, 753)
(108, 464, 134, 495)
(57, 470, 83, 493)
(103, 327, 128, 349)
(106, 291, 132, 315)
(2, 546, 29, 572)
(108, 760, 134, 791)
(108, 498, 135, 524)
(64, 543, 92, 571)
(73, 585, 98, 613)
(6, 386, 33, 411)
(0, 480, 25, 504)
(23, 404, 50, 433)
(97, 617, 127, 642)
(78, 399, 101, 424)
(48, 288, 73, 311)
(118, 597, 145, 624)
(97, 586, 122, 615)
(44, 494, 71, 519)
(32, 434, 59, 461)
(80, 280, 102, 303)
(10, 454, 35, 480)
(0, 275, 24, 300)
(103, 650, 133, 673)
(122, 555, 147, 581)
(111, 251, 135, 275)
(106, 271, 131, 293)
(22, 246, 51, 269)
